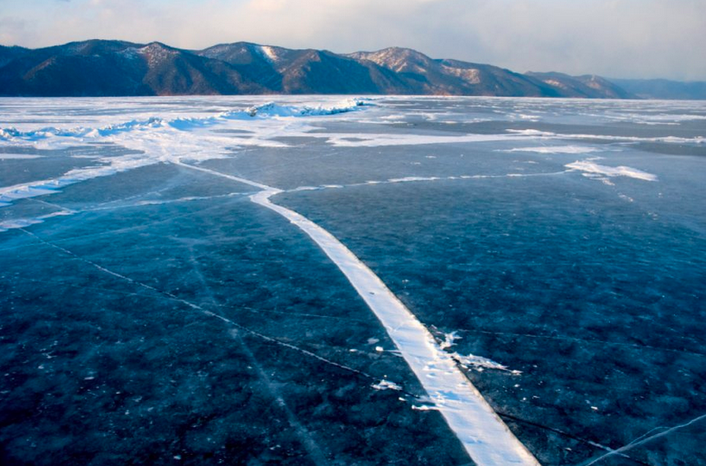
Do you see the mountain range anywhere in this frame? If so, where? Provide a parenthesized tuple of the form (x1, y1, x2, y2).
(0, 40, 703, 99)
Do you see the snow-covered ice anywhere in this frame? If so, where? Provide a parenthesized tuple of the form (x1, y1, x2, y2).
(2, 95, 705, 466)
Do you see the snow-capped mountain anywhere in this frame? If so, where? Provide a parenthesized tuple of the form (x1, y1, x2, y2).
(0, 40, 646, 98)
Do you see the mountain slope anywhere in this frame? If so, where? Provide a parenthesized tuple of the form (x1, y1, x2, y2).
(197, 42, 284, 91)
(0, 40, 637, 98)
(527, 72, 634, 99)
(350, 48, 561, 96)
(198, 43, 408, 94)
(0, 40, 146, 96)
(0, 40, 261, 96)
(0, 45, 30, 69)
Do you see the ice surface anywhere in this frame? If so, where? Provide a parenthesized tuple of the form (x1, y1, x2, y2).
(2, 96, 705, 466)
(507, 129, 705, 145)
(0, 153, 43, 159)
(185, 164, 539, 465)
(0, 99, 373, 212)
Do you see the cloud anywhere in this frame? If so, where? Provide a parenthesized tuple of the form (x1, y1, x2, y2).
(1, 0, 705, 80)
(0, 17, 35, 47)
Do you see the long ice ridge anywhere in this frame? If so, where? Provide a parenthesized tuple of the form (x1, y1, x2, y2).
(176, 161, 540, 466)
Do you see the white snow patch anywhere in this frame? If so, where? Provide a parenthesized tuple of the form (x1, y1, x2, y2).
(502, 146, 600, 155)
(441, 66, 481, 84)
(506, 129, 705, 145)
(412, 404, 440, 411)
(0, 210, 75, 232)
(452, 353, 519, 373)
(372, 380, 403, 391)
(136, 43, 177, 67)
(0, 218, 44, 232)
(0, 153, 163, 207)
(327, 133, 523, 148)
(388, 176, 440, 183)
(514, 114, 539, 121)
(544, 79, 568, 90)
(606, 112, 706, 125)
(257, 45, 280, 63)
(566, 161, 658, 182)
(440, 331, 462, 350)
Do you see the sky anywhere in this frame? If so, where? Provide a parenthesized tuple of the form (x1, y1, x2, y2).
(1, 0, 705, 80)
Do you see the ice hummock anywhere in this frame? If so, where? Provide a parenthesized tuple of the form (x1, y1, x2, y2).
(244, 99, 370, 118)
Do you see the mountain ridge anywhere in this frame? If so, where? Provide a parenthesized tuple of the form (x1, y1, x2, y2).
(0, 40, 697, 98)
(609, 78, 706, 100)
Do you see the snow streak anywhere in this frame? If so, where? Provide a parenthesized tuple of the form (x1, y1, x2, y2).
(176, 161, 540, 466)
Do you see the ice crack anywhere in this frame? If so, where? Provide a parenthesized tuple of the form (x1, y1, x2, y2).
(176, 162, 540, 466)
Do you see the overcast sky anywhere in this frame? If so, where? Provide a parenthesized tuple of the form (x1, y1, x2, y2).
(1, 0, 705, 80)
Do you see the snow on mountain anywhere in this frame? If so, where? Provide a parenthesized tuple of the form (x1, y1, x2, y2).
(0, 40, 639, 98)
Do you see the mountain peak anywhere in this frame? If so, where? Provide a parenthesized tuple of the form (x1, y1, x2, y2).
(349, 47, 435, 73)
(141, 42, 175, 52)
(0, 39, 645, 98)
(135, 42, 181, 66)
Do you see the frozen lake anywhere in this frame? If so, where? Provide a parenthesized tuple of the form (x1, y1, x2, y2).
(1, 96, 705, 465)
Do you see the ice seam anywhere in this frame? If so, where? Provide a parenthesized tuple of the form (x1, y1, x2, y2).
(175, 161, 540, 466)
